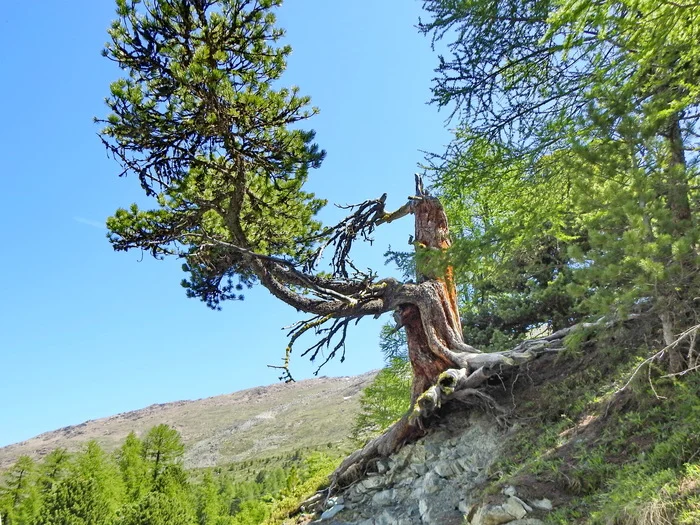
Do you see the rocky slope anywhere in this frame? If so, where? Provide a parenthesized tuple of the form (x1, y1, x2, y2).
(304, 322, 700, 525)
(0, 372, 376, 470)
(314, 400, 553, 525)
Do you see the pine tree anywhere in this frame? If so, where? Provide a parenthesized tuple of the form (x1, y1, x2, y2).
(36, 449, 69, 496)
(142, 425, 185, 485)
(121, 491, 197, 525)
(195, 471, 224, 525)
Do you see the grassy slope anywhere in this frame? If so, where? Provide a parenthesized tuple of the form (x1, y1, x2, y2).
(260, 319, 700, 525)
(0, 372, 375, 471)
(475, 319, 700, 524)
(248, 320, 700, 525)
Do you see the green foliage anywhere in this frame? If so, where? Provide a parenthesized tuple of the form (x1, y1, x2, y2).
(0, 456, 40, 525)
(378, 323, 408, 361)
(483, 329, 700, 524)
(116, 432, 149, 501)
(263, 452, 340, 524)
(142, 424, 186, 484)
(422, 0, 700, 357)
(121, 490, 196, 525)
(0, 427, 342, 525)
(39, 442, 124, 525)
(435, 136, 583, 349)
(100, 0, 326, 309)
(352, 358, 411, 443)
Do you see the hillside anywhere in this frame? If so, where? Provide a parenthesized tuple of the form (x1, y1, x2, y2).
(0, 372, 376, 470)
(306, 321, 700, 525)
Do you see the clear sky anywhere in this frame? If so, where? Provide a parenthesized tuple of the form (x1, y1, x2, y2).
(0, 1, 451, 448)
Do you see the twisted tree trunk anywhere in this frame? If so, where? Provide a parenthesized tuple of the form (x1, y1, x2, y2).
(327, 191, 527, 491)
(402, 194, 464, 400)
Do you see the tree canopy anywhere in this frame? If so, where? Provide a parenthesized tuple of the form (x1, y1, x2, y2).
(419, 0, 700, 367)
(0, 427, 336, 525)
(101, 0, 327, 310)
(100, 0, 508, 386)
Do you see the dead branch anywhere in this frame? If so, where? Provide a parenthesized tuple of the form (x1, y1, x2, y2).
(613, 322, 700, 397)
(301, 194, 416, 278)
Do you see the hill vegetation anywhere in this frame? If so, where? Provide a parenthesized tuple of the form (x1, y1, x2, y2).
(0, 423, 343, 525)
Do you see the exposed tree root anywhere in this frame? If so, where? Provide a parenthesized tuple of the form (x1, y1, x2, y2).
(324, 322, 583, 495)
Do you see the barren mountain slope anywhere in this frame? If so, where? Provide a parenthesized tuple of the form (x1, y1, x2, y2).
(0, 372, 376, 470)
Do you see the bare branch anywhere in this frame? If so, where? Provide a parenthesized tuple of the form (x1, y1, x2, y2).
(302, 194, 416, 278)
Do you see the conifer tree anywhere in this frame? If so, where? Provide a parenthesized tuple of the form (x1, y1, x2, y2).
(100, 0, 626, 485)
(0, 456, 40, 525)
(420, 0, 700, 370)
(36, 449, 69, 496)
(121, 491, 197, 525)
(142, 425, 186, 484)
(116, 432, 149, 501)
(39, 442, 123, 525)
(195, 471, 225, 525)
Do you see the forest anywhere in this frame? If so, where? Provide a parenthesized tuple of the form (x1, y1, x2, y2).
(3, 0, 700, 522)
(0, 425, 340, 525)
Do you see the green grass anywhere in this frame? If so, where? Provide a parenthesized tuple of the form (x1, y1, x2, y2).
(480, 323, 700, 524)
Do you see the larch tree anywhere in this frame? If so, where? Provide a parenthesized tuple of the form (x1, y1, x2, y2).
(420, 0, 700, 372)
(142, 425, 185, 485)
(38, 442, 123, 525)
(0, 456, 40, 525)
(100, 0, 575, 486)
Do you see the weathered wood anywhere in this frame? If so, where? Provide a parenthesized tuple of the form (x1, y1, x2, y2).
(403, 194, 466, 402)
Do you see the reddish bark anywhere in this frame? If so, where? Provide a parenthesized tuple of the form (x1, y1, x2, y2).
(402, 196, 465, 402)
(401, 303, 453, 399)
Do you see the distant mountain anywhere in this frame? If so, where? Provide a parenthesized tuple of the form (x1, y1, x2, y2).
(0, 372, 376, 470)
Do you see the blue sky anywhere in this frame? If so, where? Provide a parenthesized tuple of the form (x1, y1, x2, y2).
(0, 1, 451, 448)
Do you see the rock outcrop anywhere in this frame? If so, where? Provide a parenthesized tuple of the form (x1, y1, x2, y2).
(314, 406, 553, 525)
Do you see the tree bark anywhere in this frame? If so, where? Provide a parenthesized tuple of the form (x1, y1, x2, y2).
(325, 192, 524, 492)
(660, 116, 691, 373)
(664, 117, 691, 230)
(402, 195, 464, 401)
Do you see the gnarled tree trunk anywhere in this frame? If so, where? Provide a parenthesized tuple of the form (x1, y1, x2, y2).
(402, 195, 464, 401)
(327, 190, 525, 491)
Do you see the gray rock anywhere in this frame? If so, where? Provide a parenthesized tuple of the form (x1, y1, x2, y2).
(421, 471, 441, 494)
(529, 498, 553, 511)
(471, 496, 528, 525)
(434, 459, 461, 478)
(411, 462, 428, 476)
(320, 504, 345, 520)
(502, 485, 517, 497)
(381, 511, 414, 525)
(396, 476, 414, 487)
(511, 496, 533, 513)
(325, 496, 344, 508)
(419, 498, 429, 518)
(503, 497, 529, 520)
(371, 489, 395, 507)
(355, 476, 385, 494)
(457, 456, 474, 471)
(328, 411, 505, 525)
(459, 500, 476, 514)
(508, 520, 546, 525)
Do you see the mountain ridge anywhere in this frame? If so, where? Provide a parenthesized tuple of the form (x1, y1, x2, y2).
(0, 372, 377, 470)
